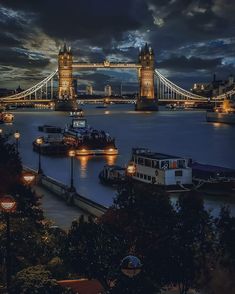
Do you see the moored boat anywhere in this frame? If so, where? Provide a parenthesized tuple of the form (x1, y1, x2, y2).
(33, 117, 118, 156)
(206, 98, 235, 124)
(99, 165, 126, 186)
(192, 162, 235, 196)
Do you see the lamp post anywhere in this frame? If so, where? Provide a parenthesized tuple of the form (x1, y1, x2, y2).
(0, 195, 17, 292)
(36, 138, 43, 174)
(68, 149, 76, 191)
(14, 130, 20, 152)
(0, 128, 3, 135)
(126, 162, 136, 196)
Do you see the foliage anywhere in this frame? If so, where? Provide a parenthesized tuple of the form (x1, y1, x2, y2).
(63, 215, 126, 288)
(10, 265, 72, 294)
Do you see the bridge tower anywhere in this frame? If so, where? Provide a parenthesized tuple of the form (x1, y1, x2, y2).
(55, 43, 77, 111)
(136, 43, 158, 111)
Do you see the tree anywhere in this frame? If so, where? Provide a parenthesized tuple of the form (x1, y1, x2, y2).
(173, 192, 215, 294)
(63, 215, 126, 289)
(103, 184, 176, 291)
(216, 206, 235, 270)
(10, 265, 72, 294)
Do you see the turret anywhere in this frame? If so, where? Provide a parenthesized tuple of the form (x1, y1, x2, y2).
(58, 43, 75, 99)
(139, 43, 154, 68)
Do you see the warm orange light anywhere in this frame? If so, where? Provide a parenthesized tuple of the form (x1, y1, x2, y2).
(68, 149, 76, 157)
(0, 129, 2, 134)
(127, 163, 136, 176)
(36, 138, 43, 145)
(14, 131, 20, 139)
(22, 172, 35, 185)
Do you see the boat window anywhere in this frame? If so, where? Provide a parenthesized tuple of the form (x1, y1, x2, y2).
(145, 159, 152, 167)
(161, 160, 169, 169)
(152, 160, 159, 168)
(144, 174, 147, 180)
(138, 157, 144, 165)
(175, 170, 183, 177)
(136, 172, 139, 178)
(178, 160, 186, 168)
(140, 173, 143, 179)
(148, 176, 151, 181)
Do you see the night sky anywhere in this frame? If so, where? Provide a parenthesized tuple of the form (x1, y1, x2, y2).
(0, 0, 235, 91)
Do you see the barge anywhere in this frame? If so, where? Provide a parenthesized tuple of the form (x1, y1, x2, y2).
(33, 118, 118, 156)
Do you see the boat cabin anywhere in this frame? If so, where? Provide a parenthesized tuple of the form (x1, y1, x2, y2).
(130, 148, 192, 186)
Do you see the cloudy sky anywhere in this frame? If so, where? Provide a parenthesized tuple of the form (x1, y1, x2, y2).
(0, 0, 235, 92)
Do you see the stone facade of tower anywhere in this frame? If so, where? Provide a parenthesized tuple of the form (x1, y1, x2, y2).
(55, 44, 77, 111)
(136, 43, 158, 111)
(58, 44, 75, 99)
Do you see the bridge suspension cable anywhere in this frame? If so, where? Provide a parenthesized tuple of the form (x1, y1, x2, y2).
(1, 69, 58, 101)
(154, 69, 207, 101)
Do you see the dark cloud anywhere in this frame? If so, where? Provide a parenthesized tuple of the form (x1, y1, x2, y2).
(0, 0, 235, 89)
(157, 55, 222, 71)
(0, 48, 50, 68)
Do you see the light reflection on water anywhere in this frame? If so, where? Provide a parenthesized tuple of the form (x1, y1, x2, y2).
(2, 105, 235, 216)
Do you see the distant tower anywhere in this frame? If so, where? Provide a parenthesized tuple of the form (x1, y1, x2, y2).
(136, 43, 158, 111)
(228, 74, 234, 87)
(56, 43, 77, 110)
(86, 85, 93, 95)
(104, 85, 112, 97)
(58, 43, 75, 100)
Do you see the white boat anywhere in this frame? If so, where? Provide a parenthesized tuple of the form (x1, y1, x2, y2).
(129, 148, 192, 192)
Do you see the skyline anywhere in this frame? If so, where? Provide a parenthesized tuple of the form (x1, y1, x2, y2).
(0, 0, 235, 90)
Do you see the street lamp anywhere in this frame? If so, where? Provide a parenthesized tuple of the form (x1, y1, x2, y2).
(14, 130, 20, 152)
(68, 149, 76, 192)
(0, 195, 17, 292)
(126, 162, 136, 196)
(120, 255, 142, 278)
(0, 128, 3, 135)
(36, 137, 43, 174)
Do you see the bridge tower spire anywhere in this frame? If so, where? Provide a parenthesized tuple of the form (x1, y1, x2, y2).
(136, 43, 158, 111)
(56, 43, 77, 111)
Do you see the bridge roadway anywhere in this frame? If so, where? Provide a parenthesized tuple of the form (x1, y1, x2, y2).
(1, 98, 210, 104)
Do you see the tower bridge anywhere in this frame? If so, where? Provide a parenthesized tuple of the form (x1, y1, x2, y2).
(1, 43, 234, 110)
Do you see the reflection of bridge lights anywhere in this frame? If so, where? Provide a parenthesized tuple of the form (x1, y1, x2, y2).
(105, 155, 117, 166)
(104, 111, 110, 115)
(79, 156, 89, 178)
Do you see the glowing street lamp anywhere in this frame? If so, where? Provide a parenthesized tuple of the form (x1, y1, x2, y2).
(36, 137, 43, 174)
(14, 130, 20, 152)
(0, 195, 17, 292)
(126, 163, 136, 177)
(68, 149, 76, 191)
(0, 128, 3, 135)
(22, 172, 36, 186)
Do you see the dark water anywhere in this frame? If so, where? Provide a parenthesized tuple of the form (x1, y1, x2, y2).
(2, 105, 235, 216)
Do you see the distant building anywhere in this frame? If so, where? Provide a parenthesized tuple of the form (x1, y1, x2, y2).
(15, 85, 24, 94)
(104, 85, 112, 97)
(86, 85, 93, 95)
(0, 88, 14, 97)
(191, 74, 235, 98)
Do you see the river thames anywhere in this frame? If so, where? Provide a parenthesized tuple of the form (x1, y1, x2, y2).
(3, 105, 235, 217)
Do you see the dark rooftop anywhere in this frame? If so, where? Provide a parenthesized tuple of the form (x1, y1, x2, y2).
(132, 148, 183, 160)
